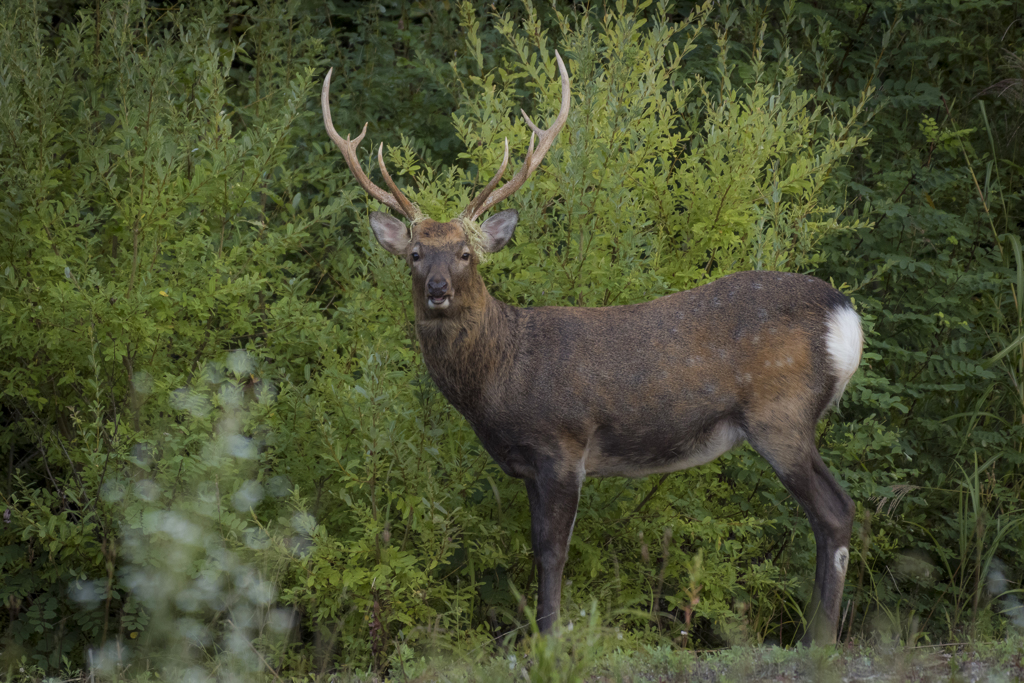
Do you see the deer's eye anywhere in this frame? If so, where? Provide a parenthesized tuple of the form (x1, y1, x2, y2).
(411, 252, 420, 262)
(461, 252, 471, 261)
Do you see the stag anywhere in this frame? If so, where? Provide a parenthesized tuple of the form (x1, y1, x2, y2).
(321, 52, 862, 644)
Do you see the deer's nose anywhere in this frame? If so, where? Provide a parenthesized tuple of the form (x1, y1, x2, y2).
(428, 278, 448, 297)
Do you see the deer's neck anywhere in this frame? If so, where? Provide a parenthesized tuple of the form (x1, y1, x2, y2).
(415, 290, 518, 415)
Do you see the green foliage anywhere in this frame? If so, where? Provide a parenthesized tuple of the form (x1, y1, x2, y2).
(0, 0, 1022, 678)
(750, 0, 1024, 645)
(0, 0, 340, 673)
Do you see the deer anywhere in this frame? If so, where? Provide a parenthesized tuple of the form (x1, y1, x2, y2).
(321, 52, 862, 645)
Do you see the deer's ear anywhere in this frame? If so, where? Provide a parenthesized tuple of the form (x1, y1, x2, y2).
(479, 210, 518, 253)
(369, 211, 410, 255)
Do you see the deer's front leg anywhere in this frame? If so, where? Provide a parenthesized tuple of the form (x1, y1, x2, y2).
(524, 468, 582, 633)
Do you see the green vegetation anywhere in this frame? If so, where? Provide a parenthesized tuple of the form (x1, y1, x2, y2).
(0, 0, 1021, 679)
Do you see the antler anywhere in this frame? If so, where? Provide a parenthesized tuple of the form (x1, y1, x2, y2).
(321, 68, 418, 220)
(461, 51, 572, 222)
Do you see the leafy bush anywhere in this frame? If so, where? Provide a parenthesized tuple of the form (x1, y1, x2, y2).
(727, 0, 1024, 643)
(1, 0, 1022, 678)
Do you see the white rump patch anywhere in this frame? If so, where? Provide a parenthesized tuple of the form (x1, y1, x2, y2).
(825, 306, 863, 406)
(834, 547, 849, 575)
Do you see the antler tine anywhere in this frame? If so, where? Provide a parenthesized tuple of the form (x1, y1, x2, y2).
(460, 138, 510, 221)
(321, 68, 415, 220)
(463, 51, 571, 221)
(376, 144, 419, 220)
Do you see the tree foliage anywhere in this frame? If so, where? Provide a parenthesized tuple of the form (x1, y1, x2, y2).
(0, 0, 1021, 677)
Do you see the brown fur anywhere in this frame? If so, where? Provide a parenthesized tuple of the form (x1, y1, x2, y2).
(373, 214, 860, 644)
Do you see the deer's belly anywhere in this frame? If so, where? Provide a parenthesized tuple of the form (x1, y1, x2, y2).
(583, 420, 746, 478)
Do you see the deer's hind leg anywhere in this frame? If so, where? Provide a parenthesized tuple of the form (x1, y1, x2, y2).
(748, 425, 854, 645)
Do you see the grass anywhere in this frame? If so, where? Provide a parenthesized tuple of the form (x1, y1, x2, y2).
(400, 636, 1024, 683)
(7, 634, 1023, 682)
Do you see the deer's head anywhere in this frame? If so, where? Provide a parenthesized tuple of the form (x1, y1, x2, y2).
(366, 212, 517, 317)
(321, 53, 570, 318)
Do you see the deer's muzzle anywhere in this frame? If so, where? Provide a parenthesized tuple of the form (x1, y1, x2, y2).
(427, 278, 450, 309)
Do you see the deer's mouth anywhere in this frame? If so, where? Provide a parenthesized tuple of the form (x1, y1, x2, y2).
(427, 295, 451, 310)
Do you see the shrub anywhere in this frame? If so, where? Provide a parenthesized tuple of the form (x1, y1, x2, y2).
(3, 0, 1021, 677)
